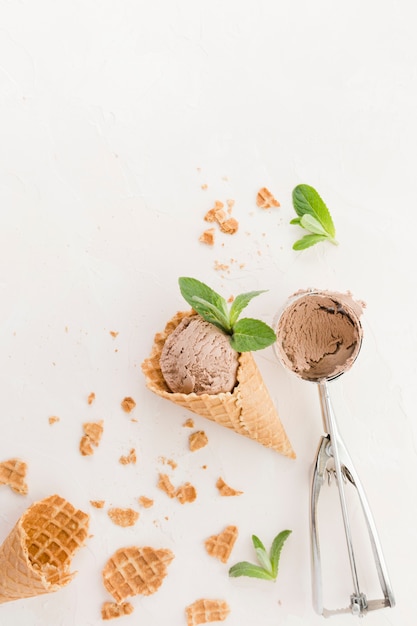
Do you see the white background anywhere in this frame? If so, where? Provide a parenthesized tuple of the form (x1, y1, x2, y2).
(1, 1, 416, 625)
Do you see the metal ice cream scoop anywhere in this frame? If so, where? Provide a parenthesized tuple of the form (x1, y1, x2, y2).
(274, 290, 395, 617)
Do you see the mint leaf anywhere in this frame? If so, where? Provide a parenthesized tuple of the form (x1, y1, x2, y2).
(179, 277, 229, 321)
(229, 530, 292, 583)
(229, 291, 267, 327)
(293, 233, 329, 250)
(291, 184, 338, 248)
(269, 530, 292, 577)
(178, 278, 275, 353)
(230, 318, 276, 352)
(228, 562, 275, 581)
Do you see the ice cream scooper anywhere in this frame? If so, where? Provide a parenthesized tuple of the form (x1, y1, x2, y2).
(274, 290, 395, 617)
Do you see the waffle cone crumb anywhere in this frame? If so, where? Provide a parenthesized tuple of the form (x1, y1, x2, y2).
(102, 546, 174, 603)
(204, 525, 238, 563)
(80, 421, 103, 456)
(107, 508, 139, 527)
(256, 187, 280, 209)
(175, 482, 197, 504)
(0, 494, 89, 604)
(186, 598, 230, 626)
(215, 477, 243, 497)
(0, 459, 28, 495)
(189, 431, 209, 451)
(101, 601, 134, 620)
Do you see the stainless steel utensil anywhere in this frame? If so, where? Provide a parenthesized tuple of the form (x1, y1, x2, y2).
(274, 291, 395, 617)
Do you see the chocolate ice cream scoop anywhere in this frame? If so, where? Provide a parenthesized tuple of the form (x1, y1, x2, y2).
(160, 314, 239, 395)
(275, 291, 363, 382)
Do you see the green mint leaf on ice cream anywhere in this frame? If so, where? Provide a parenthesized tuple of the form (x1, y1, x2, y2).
(291, 184, 338, 250)
(178, 277, 276, 352)
(229, 530, 292, 581)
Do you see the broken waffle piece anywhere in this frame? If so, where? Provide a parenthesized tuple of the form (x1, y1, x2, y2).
(204, 525, 238, 564)
(199, 228, 216, 245)
(218, 217, 238, 235)
(119, 449, 137, 465)
(176, 482, 197, 504)
(102, 546, 174, 602)
(0, 459, 28, 495)
(138, 496, 154, 509)
(0, 494, 89, 604)
(80, 421, 103, 456)
(157, 473, 176, 499)
(215, 477, 243, 497)
(107, 508, 139, 528)
(87, 392, 96, 405)
(189, 431, 209, 451)
(256, 187, 280, 209)
(90, 500, 105, 509)
(48, 416, 60, 425)
(186, 598, 230, 626)
(101, 601, 134, 620)
(121, 397, 136, 413)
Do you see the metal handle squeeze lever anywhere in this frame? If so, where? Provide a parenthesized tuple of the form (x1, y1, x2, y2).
(310, 381, 395, 617)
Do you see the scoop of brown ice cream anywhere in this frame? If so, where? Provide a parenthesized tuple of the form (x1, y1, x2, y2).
(160, 315, 239, 395)
(276, 291, 363, 382)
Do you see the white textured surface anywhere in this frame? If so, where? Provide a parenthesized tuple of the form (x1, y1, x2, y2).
(0, 1, 415, 625)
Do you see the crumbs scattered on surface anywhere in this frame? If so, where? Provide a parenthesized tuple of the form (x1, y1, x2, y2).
(189, 431, 208, 452)
(0, 458, 28, 495)
(101, 601, 134, 620)
(90, 500, 105, 509)
(138, 496, 154, 509)
(183, 418, 195, 428)
(185, 598, 230, 626)
(216, 477, 243, 497)
(200, 199, 238, 244)
(107, 507, 139, 527)
(109, 331, 119, 338)
(87, 392, 96, 405)
(204, 525, 238, 564)
(48, 415, 60, 425)
(256, 187, 280, 209)
(159, 456, 177, 470)
(80, 421, 104, 456)
(119, 448, 137, 465)
(121, 397, 136, 413)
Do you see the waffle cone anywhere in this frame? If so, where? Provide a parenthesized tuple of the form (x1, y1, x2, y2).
(0, 494, 89, 604)
(141, 311, 295, 458)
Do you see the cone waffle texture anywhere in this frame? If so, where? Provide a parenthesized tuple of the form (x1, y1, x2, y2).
(102, 546, 174, 603)
(204, 525, 238, 563)
(0, 494, 89, 604)
(0, 459, 28, 495)
(141, 311, 295, 458)
(186, 598, 230, 626)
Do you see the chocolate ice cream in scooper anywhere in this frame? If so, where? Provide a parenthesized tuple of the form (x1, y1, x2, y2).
(275, 290, 395, 617)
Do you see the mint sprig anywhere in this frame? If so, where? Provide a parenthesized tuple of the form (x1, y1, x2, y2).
(229, 530, 292, 582)
(290, 184, 338, 250)
(178, 277, 276, 352)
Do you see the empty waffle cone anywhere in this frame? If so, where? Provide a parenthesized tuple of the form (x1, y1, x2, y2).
(0, 494, 89, 604)
(141, 311, 295, 458)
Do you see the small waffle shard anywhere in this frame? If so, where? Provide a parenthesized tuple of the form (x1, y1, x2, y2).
(101, 601, 134, 620)
(199, 229, 215, 245)
(87, 392, 96, 405)
(121, 397, 136, 413)
(176, 482, 197, 504)
(0, 459, 28, 495)
(138, 496, 154, 509)
(102, 546, 174, 603)
(90, 500, 105, 509)
(185, 598, 230, 626)
(215, 477, 243, 497)
(107, 508, 139, 528)
(256, 187, 280, 209)
(157, 473, 176, 498)
(80, 421, 103, 456)
(204, 525, 238, 563)
(119, 449, 137, 465)
(189, 431, 209, 451)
